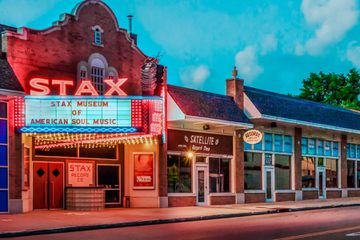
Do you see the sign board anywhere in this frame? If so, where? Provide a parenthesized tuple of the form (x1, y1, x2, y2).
(243, 129, 263, 145)
(168, 130, 233, 155)
(67, 161, 95, 187)
(133, 153, 155, 189)
(24, 96, 131, 128)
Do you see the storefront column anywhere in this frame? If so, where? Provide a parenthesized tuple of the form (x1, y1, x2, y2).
(341, 135, 347, 197)
(234, 129, 244, 203)
(158, 138, 168, 207)
(294, 127, 303, 200)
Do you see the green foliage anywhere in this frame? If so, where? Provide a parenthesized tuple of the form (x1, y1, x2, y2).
(298, 69, 360, 110)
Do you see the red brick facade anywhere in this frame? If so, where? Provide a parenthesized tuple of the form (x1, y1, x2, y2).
(245, 193, 266, 203)
(168, 196, 196, 207)
(302, 190, 319, 200)
(326, 190, 342, 199)
(210, 196, 236, 205)
(275, 192, 295, 202)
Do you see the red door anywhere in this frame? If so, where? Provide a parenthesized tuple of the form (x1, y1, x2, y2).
(33, 162, 64, 209)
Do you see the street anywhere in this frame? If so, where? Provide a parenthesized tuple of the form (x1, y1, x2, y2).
(6, 206, 360, 240)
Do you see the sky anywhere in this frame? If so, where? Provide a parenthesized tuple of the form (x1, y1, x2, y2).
(0, 0, 359, 95)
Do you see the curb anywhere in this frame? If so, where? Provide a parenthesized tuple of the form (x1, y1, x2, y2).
(1, 203, 360, 238)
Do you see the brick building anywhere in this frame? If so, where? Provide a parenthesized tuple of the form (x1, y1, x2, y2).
(1, 0, 360, 213)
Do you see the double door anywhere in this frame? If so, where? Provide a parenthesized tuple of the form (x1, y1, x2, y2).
(33, 162, 64, 209)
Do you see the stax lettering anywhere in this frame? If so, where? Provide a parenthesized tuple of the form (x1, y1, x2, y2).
(69, 164, 91, 172)
(29, 78, 128, 96)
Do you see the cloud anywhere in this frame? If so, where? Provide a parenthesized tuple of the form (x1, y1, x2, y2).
(179, 65, 210, 88)
(235, 45, 263, 81)
(0, 0, 59, 26)
(346, 41, 360, 68)
(261, 34, 278, 55)
(298, 0, 359, 56)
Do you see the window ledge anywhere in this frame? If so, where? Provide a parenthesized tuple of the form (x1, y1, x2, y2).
(302, 188, 318, 191)
(326, 188, 342, 191)
(275, 190, 295, 193)
(168, 193, 195, 197)
(209, 193, 235, 197)
(244, 190, 265, 194)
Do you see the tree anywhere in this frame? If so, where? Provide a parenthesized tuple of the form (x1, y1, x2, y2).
(298, 69, 360, 110)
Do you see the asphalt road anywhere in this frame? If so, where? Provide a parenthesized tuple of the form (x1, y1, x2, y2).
(7, 206, 360, 240)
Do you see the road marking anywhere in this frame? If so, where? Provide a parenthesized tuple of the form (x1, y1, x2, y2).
(274, 225, 360, 240)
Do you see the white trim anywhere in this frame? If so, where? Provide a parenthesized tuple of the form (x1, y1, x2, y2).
(244, 190, 265, 193)
(243, 93, 261, 119)
(209, 192, 235, 197)
(168, 193, 195, 197)
(261, 114, 360, 135)
(275, 190, 295, 193)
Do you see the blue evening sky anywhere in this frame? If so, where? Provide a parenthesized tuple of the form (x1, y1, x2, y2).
(0, 0, 359, 95)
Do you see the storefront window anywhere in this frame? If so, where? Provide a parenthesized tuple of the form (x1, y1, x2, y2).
(244, 152, 262, 190)
(97, 165, 120, 204)
(274, 134, 283, 152)
(35, 146, 77, 157)
(275, 155, 291, 190)
(284, 136, 292, 153)
(347, 160, 355, 188)
(358, 163, 360, 188)
(301, 138, 308, 155)
(302, 157, 315, 188)
(317, 140, 324, 156)
(324, 141, 331, 156)
(167, 155, 192, 193)
(209, 158, 230, 193)
(326, 158, 338, 188)
(308, 138, 316, 155)
(79, 146, 116, 159)
(264, 133, 273, 151)
(332, 142, 339, 157)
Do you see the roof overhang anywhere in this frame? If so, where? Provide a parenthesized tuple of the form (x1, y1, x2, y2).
(0, 89, 25, 96)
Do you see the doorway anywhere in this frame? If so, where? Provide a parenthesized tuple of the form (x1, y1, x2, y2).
(265, 168, 274, 202)
(97, 164, 121, 206)
(318, 167, 326, 199)
(195, 165, 208, 206)
(33, 162, 64, 209)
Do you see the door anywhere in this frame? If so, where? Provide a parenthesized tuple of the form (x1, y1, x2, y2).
(33, 162, 64, 209)
(265, 168, 274, 202)
(318, 168, 326, 199)
(196, 166, 208, 206)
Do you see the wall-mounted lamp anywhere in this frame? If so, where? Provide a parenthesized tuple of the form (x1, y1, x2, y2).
(203, 124, 210, 130)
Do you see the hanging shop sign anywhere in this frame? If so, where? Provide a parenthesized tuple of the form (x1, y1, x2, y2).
(243, 129, 263, 145)
(133, 153, 155, 189)
(67, 161, 95, 187)
(168, 130, 233, 155)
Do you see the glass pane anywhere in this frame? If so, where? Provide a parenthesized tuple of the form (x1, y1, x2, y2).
(105, 190, 120, 203)
(302, 157, 316, 188)
(35, 147, 77, 157)
(274, 134, 283, 152)
(254, 141, 262, 151)
(265, 153, 272, 166)
(167, 155, 192, 193)
(0, 168, 8, 189)
(0, 190, 8, 212)
(244, 152, 262, 190)
(357, 163, 360, 188)
(357, 145, 360, 159)
(301, 138, 308, 155)
(266, 171, 272, 199)
(197, 170, 205, 203)
(308, 139, 316, 155)
(0, 102, 6, 119)
(326, 158, 338, 188)
(244, 142, 252, 151)
(332, 142, 339, 157)
(275, 155, 291, 190)
(284, 136, 292, 153)
(0, 120, 7, 144)
(347, 144, 350, 158)
(196, 156, 206, 163)
(97, 165, 119, 187)
(347, 160, 355, 188)
(0, 146, 7, 166)
(209, 158, 230, 193)
(350, 144, 356, 159)
(324, 141, 331, 156)
(317, 140, 324, 156)
(318, 157, 324, 167)
(79, 146, 116, 159)
(264, 133, 273, 151)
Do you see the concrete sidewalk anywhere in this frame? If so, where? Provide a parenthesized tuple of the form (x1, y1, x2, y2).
(1, 198, 360, 238)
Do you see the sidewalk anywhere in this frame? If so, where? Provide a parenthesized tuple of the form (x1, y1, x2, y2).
(1, 197, 360, 238)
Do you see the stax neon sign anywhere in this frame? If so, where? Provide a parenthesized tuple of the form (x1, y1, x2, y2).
(29, 78, 128, 96)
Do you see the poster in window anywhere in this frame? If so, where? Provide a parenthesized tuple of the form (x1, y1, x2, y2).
(66, 160, 95, 187)
(133, 153, 154, 189)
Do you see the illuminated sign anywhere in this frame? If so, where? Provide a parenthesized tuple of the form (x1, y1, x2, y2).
(29, 78, 128, 96)
(67, 161, 95, 187)
(25, 96, 131, 128)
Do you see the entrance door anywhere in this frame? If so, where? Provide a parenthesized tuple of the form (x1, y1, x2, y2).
(33, 162, 64, 209)
(265, 168, 274, 202)
(97, 165, 121, 205)
(196, 166, 208, 206)
(318, 168, 326, 199)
